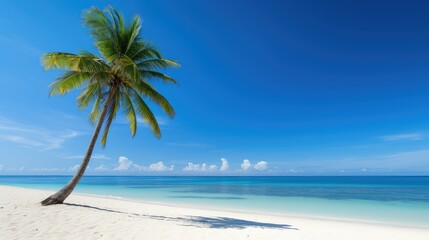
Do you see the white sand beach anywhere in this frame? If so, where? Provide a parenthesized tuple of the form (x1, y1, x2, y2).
(0, 185, 427, 240)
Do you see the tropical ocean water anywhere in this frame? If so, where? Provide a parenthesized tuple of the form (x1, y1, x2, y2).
(0, 176, 428, 228)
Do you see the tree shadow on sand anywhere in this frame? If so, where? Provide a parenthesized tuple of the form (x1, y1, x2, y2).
(64, 203, 298, 230)
(177, 216, 296, 229)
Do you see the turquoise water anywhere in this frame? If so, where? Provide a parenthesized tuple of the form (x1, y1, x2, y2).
(1, 176, 428, 227)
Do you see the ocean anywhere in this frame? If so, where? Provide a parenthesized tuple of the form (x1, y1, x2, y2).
(1, 176, 428, 227)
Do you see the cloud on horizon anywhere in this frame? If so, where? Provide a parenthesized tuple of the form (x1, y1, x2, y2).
(182, 158, 227, 172)
(254, 161, 267, 171)
(148, 162, 174, 172)
(241, 159, 252, 170)
(114, 156, 141, 171)
(220, 158, 229, 171)
(109, 156, 174, 172)
(183, 162, 206, 172)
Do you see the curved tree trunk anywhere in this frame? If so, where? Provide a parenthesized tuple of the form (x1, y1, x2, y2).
(41, 87, 117, 206)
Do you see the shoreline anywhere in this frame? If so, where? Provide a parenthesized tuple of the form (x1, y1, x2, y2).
(74, 190, 428, 230)
(1, 185, 428, 240)
(4, 184, 427, 229)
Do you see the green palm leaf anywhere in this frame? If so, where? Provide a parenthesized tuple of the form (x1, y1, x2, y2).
(140, 70, 178, 84)
(121, 88, 138, 137)
(100, 91, 120, 146)
(49, 71, 92, 96)
(137, 59, 180, 70)
(130, 44, 162, 61)
(130, 89, 161, 138)
(77, 81, 103, 109)
(131, 80, 175, 118)
(42, 52, 110, 73)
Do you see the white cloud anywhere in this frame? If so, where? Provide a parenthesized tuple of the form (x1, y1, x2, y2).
(113, 156, 174, 172)
(94, 164, 109, 171)
(182, 158, 224, 172)
(378, 133, 423, 142)
(183, 162, 204, 171)
(220, 158, 229, 171)
(0, 164, 3, 170)
(241, 159, 252, 170)
(149, 162, 174, 172)
(93, 161, 175, 173)
(114, 156, 134, 171)
(182, 162, 219, 172)
(69, 164, 80, 171)
(254, 161, 267, 171)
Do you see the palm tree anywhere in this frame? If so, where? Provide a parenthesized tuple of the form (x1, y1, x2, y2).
(41, 6, 179, 206)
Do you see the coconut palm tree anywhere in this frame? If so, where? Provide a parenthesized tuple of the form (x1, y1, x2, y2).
(41, 6, 179, 206)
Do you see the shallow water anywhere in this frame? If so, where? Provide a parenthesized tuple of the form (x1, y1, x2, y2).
(1, 176, 428, 227)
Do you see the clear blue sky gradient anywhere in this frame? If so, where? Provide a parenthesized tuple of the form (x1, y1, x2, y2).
(0, 0, 428, 175)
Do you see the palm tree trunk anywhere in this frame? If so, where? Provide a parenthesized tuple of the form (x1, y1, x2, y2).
(41, 87, 117, 206)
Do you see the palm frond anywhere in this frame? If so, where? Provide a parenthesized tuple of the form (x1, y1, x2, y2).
(112, 55, 140, 81)
(130, 89, 161, 137)
(83, 7, 119, 62)
(131, 80, 175, 118)
(140, 70, 177, 84)
(100, 91, 120, 146)
(137, 59, 180, 70)
(121, 88, 137, 137)
(49, 71, 93, 96)
(108, 5, 125, 33)
(129, 43, 162, 61)
(124, 16, 142, 55)
(89, 93, 105, 123)
(77, 80, 103, 109)
(42, 52, 110, 73)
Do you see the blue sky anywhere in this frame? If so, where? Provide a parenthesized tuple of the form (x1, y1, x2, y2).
(0, 0, 428, 175)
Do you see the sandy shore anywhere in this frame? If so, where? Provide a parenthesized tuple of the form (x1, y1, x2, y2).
(0, 185, 427, 240)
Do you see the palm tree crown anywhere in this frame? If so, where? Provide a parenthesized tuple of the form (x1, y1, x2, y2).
(42, 6, 179, 145)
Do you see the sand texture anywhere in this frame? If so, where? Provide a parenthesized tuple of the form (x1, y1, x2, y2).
(0, 185, 428, 240)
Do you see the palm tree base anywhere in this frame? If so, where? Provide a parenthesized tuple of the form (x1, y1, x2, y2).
(41, 196, 64, 206)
